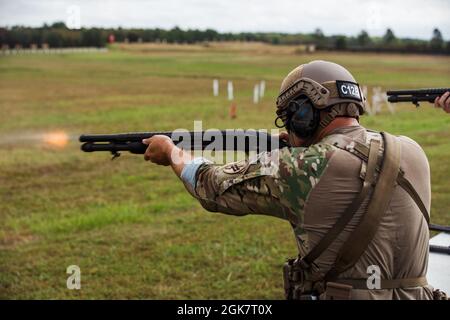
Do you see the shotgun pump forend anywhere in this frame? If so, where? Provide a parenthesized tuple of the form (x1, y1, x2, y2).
(386, 88, 450, 107)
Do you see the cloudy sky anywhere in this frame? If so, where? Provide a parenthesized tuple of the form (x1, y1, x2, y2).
(1, 0, 449, 39)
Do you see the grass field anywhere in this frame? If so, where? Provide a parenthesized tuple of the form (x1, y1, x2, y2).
(0, 43, 449, 299)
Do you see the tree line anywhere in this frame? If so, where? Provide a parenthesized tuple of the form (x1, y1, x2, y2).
(0, 22, 448, 54)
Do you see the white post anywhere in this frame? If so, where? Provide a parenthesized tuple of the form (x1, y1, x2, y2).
(362, 86, 372, 115)
(372, 87, 383, 115)
(213, 79, 219, 97)
(259, 80, 265, 99)
(253, 84, 259, 104)
(227, 81, 234, 101)
(383, 91, 396, 114)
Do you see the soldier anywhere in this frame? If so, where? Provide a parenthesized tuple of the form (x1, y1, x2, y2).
(143, 60, 435, 300)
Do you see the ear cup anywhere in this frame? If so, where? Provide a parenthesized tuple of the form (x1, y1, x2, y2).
(287, 98, 320, 138)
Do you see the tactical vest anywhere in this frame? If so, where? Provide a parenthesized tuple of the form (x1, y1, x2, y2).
(283, 131, 431, 300)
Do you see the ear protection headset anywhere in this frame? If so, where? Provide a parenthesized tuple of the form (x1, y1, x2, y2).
(284, 96, 320, 138)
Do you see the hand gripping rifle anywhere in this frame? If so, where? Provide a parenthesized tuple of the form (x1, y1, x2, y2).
(80, 130, 288, 160)
(386, 88, 450, 107)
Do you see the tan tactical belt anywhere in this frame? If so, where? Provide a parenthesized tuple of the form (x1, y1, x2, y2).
(335, 277, 428, 290)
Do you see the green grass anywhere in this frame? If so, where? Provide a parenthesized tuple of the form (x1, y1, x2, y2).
(0, 43, 449, 299)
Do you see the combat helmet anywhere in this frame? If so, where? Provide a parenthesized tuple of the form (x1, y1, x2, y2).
(275, 60, 366, 136)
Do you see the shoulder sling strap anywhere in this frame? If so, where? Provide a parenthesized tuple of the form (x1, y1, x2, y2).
(301, 138, 380, 267)
(298, 132, 428, 289)
(351, 139, 430, 224)
(325, 132, 401, 280)
(302, 131, 429, 268)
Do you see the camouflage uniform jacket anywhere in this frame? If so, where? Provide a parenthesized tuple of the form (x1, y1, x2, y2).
(181, 125, 433, 300)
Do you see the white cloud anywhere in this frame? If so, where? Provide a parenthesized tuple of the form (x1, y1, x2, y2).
(0, 0, 448, 39)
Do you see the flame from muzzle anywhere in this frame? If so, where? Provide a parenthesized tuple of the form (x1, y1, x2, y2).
(42, 131, 69, 149)
(0, 131, 73, 149)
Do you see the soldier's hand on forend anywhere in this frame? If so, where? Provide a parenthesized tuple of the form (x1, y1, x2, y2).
(434, 91, 450, 113)
(142, 135, 174, 166)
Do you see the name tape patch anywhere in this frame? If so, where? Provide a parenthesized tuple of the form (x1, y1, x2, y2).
(336, 81, 362, 101)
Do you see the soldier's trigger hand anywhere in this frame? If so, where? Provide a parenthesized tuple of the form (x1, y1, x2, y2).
(142, 135, 174, 166)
